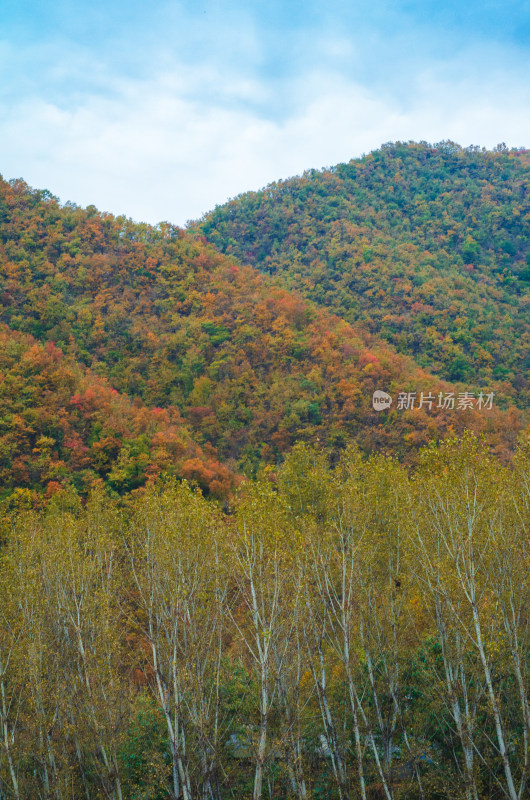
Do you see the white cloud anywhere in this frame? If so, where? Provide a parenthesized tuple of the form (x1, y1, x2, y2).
(1, 49, 529, 226)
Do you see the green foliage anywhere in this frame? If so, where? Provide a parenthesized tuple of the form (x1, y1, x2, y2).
(196, 142, 530, 409)
(119, 695, 170, 800)
(0, 158, 525, 500)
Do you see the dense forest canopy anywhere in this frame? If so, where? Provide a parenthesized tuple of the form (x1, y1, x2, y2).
(0, 325, 236, 499)
(195, 142, 530, 408)
(0, 437, 529, 800)
(0, 145, 528, 800)
(0, 168, 524, 499)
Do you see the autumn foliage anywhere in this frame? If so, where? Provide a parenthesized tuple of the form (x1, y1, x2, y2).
(0, 436, 528, 799)
(196, 141, 530, 409)
(0, 168, 525, 497)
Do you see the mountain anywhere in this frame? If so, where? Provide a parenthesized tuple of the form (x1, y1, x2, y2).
(0, 149, 527, 800)
(195, 141, 530, 408)
(0, 169, 524, 497)
(0, 325, 236, 499)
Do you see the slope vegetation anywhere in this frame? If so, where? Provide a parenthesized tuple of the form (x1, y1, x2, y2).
(0, 173, 522, 492)
(196, 141, 530, 406)
(0, 325, 235, 498)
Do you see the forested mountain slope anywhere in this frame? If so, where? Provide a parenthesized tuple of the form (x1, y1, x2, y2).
(0, 173, 523, 494)
(0, 325, 236, 498)
(195, 141, 530, 407)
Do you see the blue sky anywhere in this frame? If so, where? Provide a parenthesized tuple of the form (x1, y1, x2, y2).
(1, 0, 529, 225)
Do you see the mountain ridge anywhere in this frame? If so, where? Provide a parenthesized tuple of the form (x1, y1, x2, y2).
(0, 155, 526, 498)
(195, 140, 530, 408)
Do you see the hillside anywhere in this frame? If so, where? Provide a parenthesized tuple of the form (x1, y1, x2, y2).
(195, 141, 530, 408)
(0, 155, 527, 800)
(0, 172, 523, 495)
(0, 325, 235, 499)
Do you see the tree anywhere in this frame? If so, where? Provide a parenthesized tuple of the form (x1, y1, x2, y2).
(127, 481, 226, 800)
